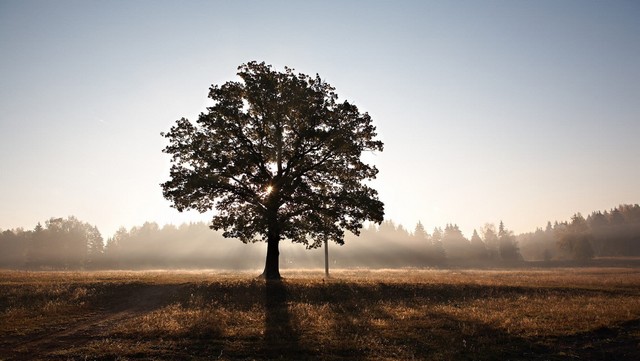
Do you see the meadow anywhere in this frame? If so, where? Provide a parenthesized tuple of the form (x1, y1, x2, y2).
(1, 268, 639, 360)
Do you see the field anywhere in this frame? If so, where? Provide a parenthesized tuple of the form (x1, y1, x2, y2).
(1, 268, 639, 360)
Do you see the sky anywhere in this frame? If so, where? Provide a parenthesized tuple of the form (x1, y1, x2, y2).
(1, 0, 639, 239)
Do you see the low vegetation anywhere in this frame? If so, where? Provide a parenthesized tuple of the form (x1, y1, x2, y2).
(1, 268, 639, 360)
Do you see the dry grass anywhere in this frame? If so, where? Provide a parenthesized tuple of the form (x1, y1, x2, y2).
(1, 268, 639, 360)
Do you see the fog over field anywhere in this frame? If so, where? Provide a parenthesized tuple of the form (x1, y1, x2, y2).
(2, 204, 639, 270)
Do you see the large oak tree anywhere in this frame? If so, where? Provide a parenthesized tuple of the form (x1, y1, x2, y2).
(161, 62, 384, 279)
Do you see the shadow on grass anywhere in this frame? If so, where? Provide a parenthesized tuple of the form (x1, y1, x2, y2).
(2, 277, 638, 360)
(315, 283, 549, 360)
(260, 280, 314, 359)
(280, 282, 639, 360)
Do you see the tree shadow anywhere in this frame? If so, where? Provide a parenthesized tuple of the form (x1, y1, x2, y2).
(260, 280, 311, 359)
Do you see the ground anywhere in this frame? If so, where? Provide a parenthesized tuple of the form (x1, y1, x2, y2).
(1, 268, 639, 360)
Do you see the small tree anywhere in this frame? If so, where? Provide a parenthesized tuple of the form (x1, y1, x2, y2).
(162, 62, 384, 279)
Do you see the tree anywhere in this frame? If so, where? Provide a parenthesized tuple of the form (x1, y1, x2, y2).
(442, 224, 470, 259)
(85, 225, 104, 268)
(587, 211, 608, 255)
(24, 216, 103, 269)
(497, 221, 521, 261)
(413, 221, 428, 241)
(557, 213, 594, 261)
(104, 226, 128, 267)
(0, 229, 29, 268)
(482, 223, 500, 260)
(431, 227, 446, 261)
(469, 229, 487, 259)
(161, 62, 384, 279)
(431, 227, 443, 244)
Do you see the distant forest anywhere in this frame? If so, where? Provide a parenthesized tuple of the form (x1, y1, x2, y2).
(1, 204, 639, 270)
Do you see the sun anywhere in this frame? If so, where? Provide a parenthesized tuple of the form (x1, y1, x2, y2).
(265, 185, 273, 194)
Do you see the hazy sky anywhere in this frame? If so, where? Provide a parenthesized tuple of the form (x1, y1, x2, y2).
(1, 0, 639, 239)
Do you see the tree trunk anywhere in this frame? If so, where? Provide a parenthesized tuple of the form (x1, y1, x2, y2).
(324, 238, 329, 277)
(262, 218, 281, 280)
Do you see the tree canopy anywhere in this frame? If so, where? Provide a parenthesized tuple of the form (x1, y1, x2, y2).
(161, 61, 384, 278)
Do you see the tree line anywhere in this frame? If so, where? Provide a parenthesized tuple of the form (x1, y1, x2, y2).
(1, 204, 639, 270)
(0, 217, 104, 269)
(518, 204, 640, 261)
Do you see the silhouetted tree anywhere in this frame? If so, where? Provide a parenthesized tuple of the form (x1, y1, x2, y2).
(161, 61, 384, 279)
(20, 216, 103, 269)
(378, 220, 397, 236)
(413, 221, 428, 241)
(431, 227, 442, 243)
(469, 229, 487, 259)
(430, 227, 446, 260)
(26, 224, 45, 268)
(609, 208, 625, 226)
(85, 225, 104, 268)
(104, 226, 128, 267)
(482, 223, 500, 260)
(442, 224, 470, 259)
(408, 221, 444, 265)
(519, 225, 557, 261)
(587, 211, 609, 255)
(498, 221, 521, 261)
(0, 229, 29, 268)
(557, 213, 594, 261)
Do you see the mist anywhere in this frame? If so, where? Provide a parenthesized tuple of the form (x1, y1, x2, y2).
(1, 204, 639, 271)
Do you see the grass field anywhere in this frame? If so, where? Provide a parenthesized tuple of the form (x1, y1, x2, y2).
(1, 268, 639, 360)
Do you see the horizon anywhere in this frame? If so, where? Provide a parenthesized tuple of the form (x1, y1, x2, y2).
(1, 1, 638, 240)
